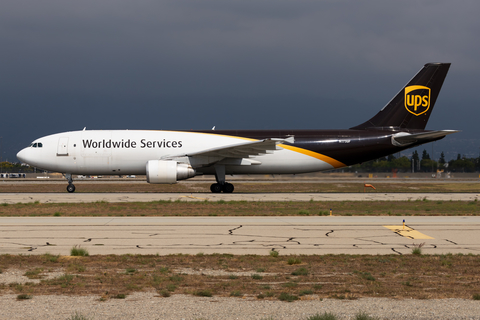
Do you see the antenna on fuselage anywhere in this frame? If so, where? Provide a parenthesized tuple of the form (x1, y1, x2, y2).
(83, 127, 86, 131)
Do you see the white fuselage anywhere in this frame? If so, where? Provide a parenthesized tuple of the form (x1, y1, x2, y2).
(16, 130, 334, 176)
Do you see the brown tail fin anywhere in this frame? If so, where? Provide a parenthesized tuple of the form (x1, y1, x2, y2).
(351, 63, 450, 130)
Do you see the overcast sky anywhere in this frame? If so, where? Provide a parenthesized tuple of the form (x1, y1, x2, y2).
(1, 0, 479, 161)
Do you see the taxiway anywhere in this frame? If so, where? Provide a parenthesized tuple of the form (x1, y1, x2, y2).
(1, 216, 478, 256)
(1, 192, 479, 203)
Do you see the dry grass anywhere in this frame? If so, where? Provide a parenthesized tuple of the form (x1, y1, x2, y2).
(1, 181, 480, 193)
(1, 253, 480, 300)
(0, 199, 478, 217)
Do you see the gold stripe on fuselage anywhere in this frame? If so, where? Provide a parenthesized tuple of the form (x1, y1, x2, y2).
(279, 144, 346, 169)
(177, 131, 346, 169)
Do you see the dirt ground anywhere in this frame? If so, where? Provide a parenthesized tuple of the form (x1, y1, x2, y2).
(2, 253, 480, 301)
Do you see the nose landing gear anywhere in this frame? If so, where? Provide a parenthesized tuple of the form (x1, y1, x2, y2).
(64, 173, 76, 193)
(66, 184, 76, 193)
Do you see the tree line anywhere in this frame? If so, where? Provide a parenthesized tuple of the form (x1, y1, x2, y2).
(0, 162, 36, 173)
(342, 150, 480, 173)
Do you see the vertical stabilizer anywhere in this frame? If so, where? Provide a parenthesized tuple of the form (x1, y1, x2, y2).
(351, 63, 450, 130)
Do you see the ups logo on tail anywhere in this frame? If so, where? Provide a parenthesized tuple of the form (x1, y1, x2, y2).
(405, 85, 431, 116)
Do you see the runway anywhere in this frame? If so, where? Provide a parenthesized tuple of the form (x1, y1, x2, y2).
(1, 192, 479, 203)
(1, 216, 479, 256)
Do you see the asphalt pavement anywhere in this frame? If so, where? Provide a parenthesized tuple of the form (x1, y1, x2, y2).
(1, 216, 478, 256)
(1, 192, 479, 203)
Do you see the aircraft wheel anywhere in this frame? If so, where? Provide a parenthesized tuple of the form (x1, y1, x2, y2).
(222, 182, 234, 193)
(67, 184, 76, 193)
(210, 183, 222, 193)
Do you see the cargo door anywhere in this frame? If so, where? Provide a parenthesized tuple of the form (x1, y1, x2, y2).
(57, 137, 69, 156)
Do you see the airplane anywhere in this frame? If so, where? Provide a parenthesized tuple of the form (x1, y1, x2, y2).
(17, 62, 457, 193)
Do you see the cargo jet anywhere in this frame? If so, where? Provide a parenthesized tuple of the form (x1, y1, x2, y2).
(17, 63, 457, 193)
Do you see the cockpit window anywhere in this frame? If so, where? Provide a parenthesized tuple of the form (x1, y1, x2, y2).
(37, 142, 43, 148)
(32, 143, 37, 148)
(30, 142, 43, 148)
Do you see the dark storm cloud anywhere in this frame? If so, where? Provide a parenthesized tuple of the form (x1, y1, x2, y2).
(1, 0, 479, 160)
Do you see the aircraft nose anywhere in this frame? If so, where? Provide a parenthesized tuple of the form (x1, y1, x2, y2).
(16, 148, 29, 163)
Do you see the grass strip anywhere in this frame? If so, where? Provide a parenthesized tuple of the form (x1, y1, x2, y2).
(1, 253, 480, 300)
(0, 200, 479, 217)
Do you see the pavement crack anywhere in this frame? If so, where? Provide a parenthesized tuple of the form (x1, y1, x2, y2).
(262, 245, 286, 249)
(228, 225, 243, 235)
(355, 238, 386, 245)
(204, 243, 224, 247)
(445, 239, 458, 245)
(103, 218, 115, 226)
(233, 239, 254, 244)
(286, 237, 300, 245)
(325, 230, 334, 237)
(391, 248, 403, 255)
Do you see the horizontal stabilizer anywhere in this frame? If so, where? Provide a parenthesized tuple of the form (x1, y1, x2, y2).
(391, 130, 458, 147)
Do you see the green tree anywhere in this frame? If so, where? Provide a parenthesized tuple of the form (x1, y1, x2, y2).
(421, 159, 437, 172)
(421, 149, 430, 160)
(392, 156, 411, 171)
(420, 150, 434, 172)
(449, 157, 475, 172)
(438, 152, 446, 170)
(411, 150, 419, 162)
(439, 152, 446, 164)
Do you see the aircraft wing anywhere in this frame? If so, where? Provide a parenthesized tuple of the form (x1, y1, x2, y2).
(392, 130, 459, 146)
(187, 137, 294, 158)
(161, 136, 294, 166)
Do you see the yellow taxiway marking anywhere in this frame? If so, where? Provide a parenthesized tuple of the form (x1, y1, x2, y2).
(384, 225, 434, 239)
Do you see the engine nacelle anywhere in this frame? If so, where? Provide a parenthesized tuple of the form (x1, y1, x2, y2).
(146, 160, 195, 184)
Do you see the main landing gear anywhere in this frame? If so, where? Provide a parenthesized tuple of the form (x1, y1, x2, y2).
(65, 173, 76, 193)
(210, 182, 234, 193)
(210, 165, 234, 193)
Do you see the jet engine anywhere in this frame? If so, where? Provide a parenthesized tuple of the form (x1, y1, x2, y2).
(146, 160, 195, 184)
